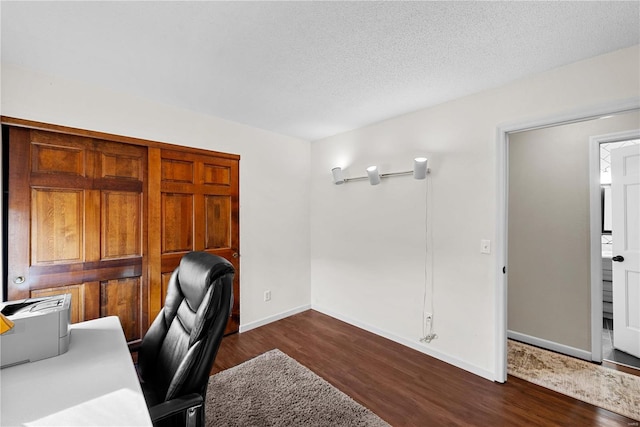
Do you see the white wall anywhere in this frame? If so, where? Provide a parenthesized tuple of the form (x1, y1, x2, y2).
(310, 45, 640, 380)
(0, 63, 312, 327)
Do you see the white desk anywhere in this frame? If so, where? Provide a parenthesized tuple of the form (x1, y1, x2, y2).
(0, 316, 152, 426)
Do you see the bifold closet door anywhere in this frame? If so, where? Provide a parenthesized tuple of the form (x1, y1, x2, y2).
(148, 148, 240, 334)
(6, 127, 148, 344)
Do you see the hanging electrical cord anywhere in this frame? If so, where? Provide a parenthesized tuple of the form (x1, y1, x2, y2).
(421, 172, 437, 343)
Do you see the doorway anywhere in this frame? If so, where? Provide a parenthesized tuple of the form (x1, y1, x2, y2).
(495, 99, 640, 382)
(591, 134, 640, 368)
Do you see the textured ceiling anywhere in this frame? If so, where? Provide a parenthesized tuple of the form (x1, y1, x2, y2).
(2, 1, 639, 141)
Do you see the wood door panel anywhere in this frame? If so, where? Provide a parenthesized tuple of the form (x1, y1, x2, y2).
(162, 193, 194, 253)
(31, 188, 84, 264)
(83, 281, 101, 321)
(162, 158, 194, 184)
(99, 151, 144, 181)
(205, 195, 231, 249)
(203, 163, 231, 186)
(102, 191, 142, 259)
(31, 143, 86, 176)
(100, 277, 141, 342)
(29, 130, 92, 176)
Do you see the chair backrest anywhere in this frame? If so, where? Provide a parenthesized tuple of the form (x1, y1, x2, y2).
(138, 251, 234, 403)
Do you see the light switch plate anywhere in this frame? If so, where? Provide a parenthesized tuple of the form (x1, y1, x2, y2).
(480, 239, 491, 254)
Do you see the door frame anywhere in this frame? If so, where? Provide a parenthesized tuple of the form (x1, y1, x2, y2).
(494, 97, 640, 382)
(588, 130, 640, 363)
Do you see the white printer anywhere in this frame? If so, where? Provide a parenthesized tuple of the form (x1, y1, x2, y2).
(0, 294, 71, 368)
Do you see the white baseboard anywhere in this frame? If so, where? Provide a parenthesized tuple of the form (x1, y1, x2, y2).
(507, 330, 592, 361)
(312, 304, 496, 382)
(239, 304, 311, 333)
(238, 303, 498, 381)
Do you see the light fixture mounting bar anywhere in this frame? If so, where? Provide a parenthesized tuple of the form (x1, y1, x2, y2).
(342, 176, 369, 183)
(340, 169, 430, 183)
(380, 170, 413, 179)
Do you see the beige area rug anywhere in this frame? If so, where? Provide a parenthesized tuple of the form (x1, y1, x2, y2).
(205, 349, 390, 426)
(508, 339, 640, 421)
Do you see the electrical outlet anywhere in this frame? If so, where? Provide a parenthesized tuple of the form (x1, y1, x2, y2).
(264, 290, 271, 302)
(421, 313, 437, 343)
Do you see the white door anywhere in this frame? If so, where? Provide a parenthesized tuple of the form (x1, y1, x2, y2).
(612, 144, 640, 358)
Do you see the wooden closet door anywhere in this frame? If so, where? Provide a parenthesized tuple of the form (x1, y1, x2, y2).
(149, 148, 239, 334)
(6, 127, 147, 343)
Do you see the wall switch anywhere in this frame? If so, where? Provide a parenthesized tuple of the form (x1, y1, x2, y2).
(264, 290, 271, 302)
(480, 239, 491, 254)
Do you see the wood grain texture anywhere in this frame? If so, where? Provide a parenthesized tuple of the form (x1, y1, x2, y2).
(4, 118, 239, 341)
(31, 189, 83, 264)
(212, 310, 637, 427)
(205, 195, 231, 249)
(31, 142, 85, 175)
(102, 191, 142, 259)
(100, 277, 141, 342)
(158, 148, 240, 334)
(147, 148, 163, 322)
(6, 127, 147, 346)
(203, 163, 231, 186)
(161, 193, 194, 253)
(8, 127, 39, 299)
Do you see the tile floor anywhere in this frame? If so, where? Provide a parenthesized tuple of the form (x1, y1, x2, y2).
(602, 318, 640, 369)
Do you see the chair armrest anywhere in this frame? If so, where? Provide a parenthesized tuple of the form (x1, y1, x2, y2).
(148, 393, 203, 422)
(129, 342, 142, 364)
(129, 341, 142, 353)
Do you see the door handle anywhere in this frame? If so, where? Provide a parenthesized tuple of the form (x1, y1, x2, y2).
(14, 276, 25, 284)
(612, 255, 624, 262)
(232, 252, 239, 259)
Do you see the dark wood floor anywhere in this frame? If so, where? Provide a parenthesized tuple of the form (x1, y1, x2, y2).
(212, 310, 636, 426)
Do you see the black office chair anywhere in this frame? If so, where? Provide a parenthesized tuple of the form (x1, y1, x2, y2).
(137, 251, 235, 427)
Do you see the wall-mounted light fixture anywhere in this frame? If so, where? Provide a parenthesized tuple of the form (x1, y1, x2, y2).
(332, 157, 430, 185)
(331, 167, 345, 185)
(413, 157, 428, 180)
(366, 166, 380, 185)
